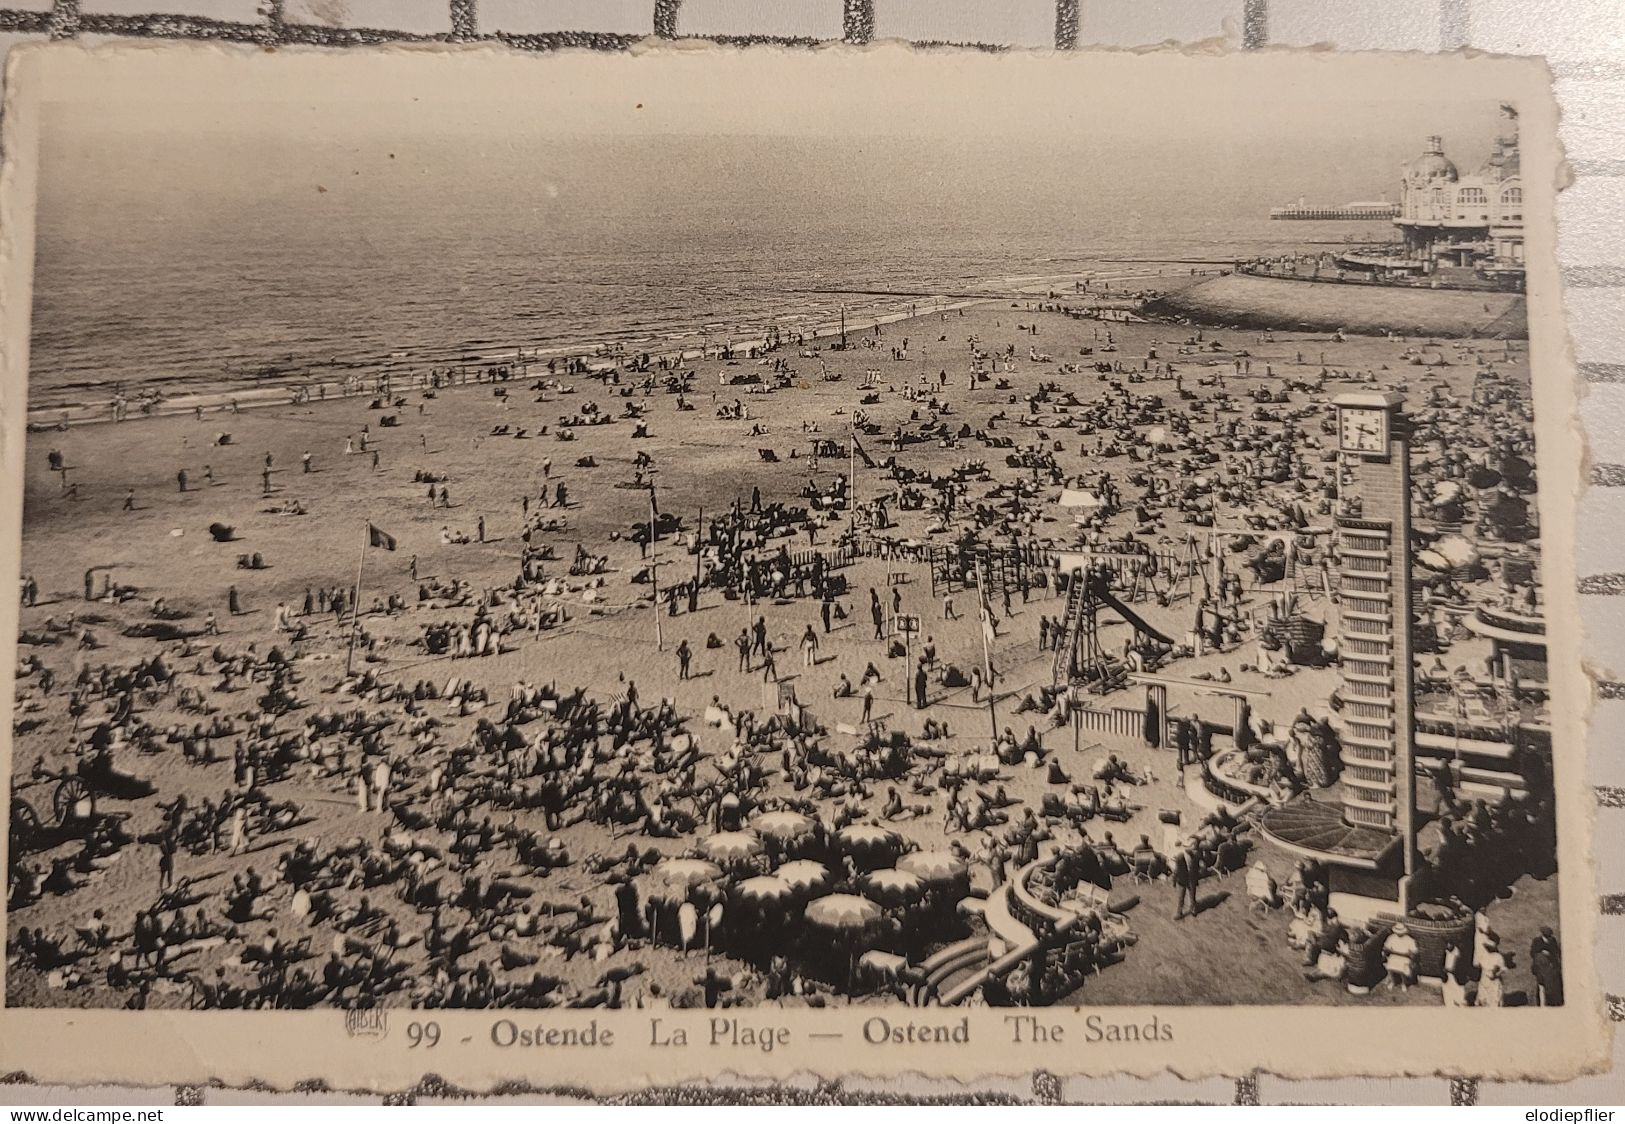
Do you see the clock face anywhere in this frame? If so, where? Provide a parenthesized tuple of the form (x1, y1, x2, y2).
(1339, 407, 1387, 454)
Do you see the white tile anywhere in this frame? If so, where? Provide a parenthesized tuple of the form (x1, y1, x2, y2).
(1576, 487, 1625, 576)
(205, 1089, 385, 1106)
(1560, 178, 1625, 270)
(418, 1094, 596, 1105)
(1078, 0, 1244, 48)
(80, 0, 263, 17)
(1579, 594, 1625, 677)
(480, 0, 653, 35)
(1059, 1073, 1238, 1104)
(841, 1072, 1038, 1100)
(680, 0, 842, 39)
(873, 0, 1055, 48)
(0, 1086, 175, 1106)
(1257, 1075, 1454, 1105)
(1583, 384, 1625, 464)
(1557, 76, 1625, 165)
(1478, 1021, 1625, 1103)
(1600, 797, 1625, 890)
(1565, 287, 1625, 366)
(1467, 0, 1625, 64)
(283, 0, 450, 34)
(1267, 0, 1440, 50)
(1579, 597, 1625, 675)
(1588, 701, 1625, 788)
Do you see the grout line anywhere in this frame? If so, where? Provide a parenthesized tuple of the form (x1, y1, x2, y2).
(449, 0, 474, 41)
(47, 0, 78, 38)
(1241, 0, 1267, 49)
(653, 0, 680, 39)
(843, 0, 873, 44)
(1572, 159, 1625, 177)
(1055, 0, 1078, 50)
(1565, 267, 1625, 288)
(1584, 362, 1625, 382)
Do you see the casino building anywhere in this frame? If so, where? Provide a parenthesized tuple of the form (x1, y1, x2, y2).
(1391, 108, 1524, 288)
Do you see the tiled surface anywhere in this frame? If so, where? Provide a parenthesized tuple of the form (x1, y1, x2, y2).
(1256, 1076, 1457, 1106)
(78, 0, 260, 17)
(872, 0, 1055, 47)
(1076, 0, 1245, 47)
(1266, 0, 1442, 50)
(0, 0, 1618, 1109)
(282, 0, 452, 34)
(680, 0, 844, 39)
(479, 0, 653, 34)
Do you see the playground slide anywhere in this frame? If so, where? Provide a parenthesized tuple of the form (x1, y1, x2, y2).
(1092, 583, 1176, 648)
(935, 913, 1088, 1007)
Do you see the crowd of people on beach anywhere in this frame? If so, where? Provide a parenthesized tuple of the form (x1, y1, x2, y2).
(8, 294, 1557, 1011)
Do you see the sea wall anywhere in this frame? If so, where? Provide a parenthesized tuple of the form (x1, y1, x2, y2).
(1146, 272, 1527, 339)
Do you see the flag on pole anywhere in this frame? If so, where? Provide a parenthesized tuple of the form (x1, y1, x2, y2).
(368, 523, 397, 551)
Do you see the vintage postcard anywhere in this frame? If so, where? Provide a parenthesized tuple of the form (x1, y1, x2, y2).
(0, 43, 1607, 1089)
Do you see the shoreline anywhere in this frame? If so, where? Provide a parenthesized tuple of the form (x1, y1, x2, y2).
(25, 265, 1202, 431)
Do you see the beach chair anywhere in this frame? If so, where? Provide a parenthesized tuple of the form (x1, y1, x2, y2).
(1131, 850, 1159, 885)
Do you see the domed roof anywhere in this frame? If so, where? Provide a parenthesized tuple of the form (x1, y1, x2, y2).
(1407, 152, 1458, 181)
(1406, 135, 1458, 182)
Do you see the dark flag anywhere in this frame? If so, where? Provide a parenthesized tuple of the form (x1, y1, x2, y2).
(368, 523, 397, 551)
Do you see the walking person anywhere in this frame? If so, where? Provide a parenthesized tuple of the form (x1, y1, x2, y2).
(1172, 839, 1201, 920)
(676, 638, 692, 680)
(800, 624, 819, 667)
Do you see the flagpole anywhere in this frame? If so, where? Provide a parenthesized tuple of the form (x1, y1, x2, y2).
(346, 523, 368, 676)
(650, 484, 663, 652)
(848, 424, 857, 535)
(975, 559, 999, 741)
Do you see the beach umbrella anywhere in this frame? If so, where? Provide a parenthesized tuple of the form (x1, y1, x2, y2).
(897, 849, 970, 889)
(804, 893, 883, 933)
(702, 831, 765, 866)
(753, 810, 816, 844)
(732, 875, 794, 905)
(775, 859, 834, 896)
(835, 823, 903, 859)
(652, 857, 723, 887)
(860, 868, 927, 909)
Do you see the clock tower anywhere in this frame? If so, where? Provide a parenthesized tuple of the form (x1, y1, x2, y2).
(1331, 391, 1421, 913)
(1261, 391, 1423, 920)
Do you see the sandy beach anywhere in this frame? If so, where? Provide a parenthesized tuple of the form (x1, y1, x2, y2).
(7, 288, 1559, 1012)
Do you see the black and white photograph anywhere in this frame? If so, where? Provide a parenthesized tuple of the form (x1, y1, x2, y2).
(0, 45, 1588, 1050)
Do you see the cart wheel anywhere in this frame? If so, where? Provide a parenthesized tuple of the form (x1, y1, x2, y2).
(54, 777, 90, 824)
(10, 798, 41, 845)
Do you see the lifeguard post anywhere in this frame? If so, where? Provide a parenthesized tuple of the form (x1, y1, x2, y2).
(1259, 392, 1421, 923)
